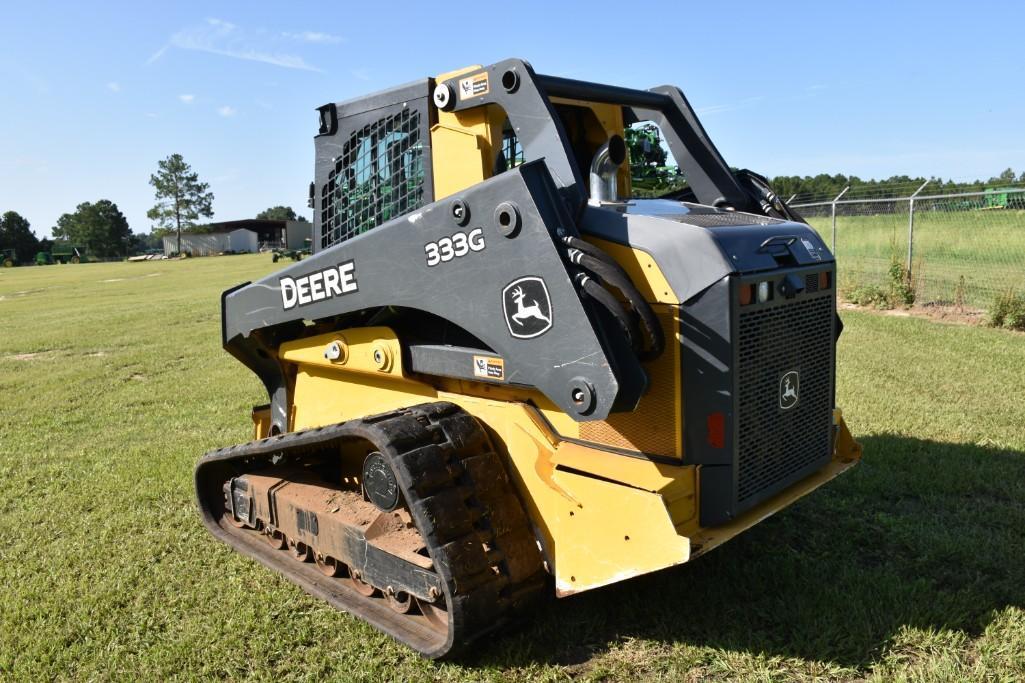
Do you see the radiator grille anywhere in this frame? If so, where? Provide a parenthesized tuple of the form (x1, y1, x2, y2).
(736, 293, 833, 507)
(320, 108, 425, 249)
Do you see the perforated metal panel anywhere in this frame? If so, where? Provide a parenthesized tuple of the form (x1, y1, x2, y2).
(677, 209, 783, 228)
(320, 108, 426, 249)
(735, 292, 833, 507)
(579, 308, 680, 456)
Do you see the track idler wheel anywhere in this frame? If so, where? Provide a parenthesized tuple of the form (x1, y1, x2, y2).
(347, 570, 377, 597)
(385, 589, 414, 614)
(264, 528, 287, 550)
(288, 538, 314, 562)
(315, 554, 343, 577)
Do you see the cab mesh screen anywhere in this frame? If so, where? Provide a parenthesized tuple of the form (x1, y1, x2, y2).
(320, 108, 425, 249)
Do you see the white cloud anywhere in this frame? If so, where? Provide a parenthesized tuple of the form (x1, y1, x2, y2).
(217, 105, 236, 117)
(696, 95, 766, 117)
(106, 81, 121, 92)
(178, 94, 195, 104)
(150, 18, 322, 72)
(145, 45, 169, 65)
(283, 30, 342, 44)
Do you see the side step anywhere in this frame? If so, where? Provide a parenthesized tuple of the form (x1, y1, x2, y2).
(195, 402, 547, 658)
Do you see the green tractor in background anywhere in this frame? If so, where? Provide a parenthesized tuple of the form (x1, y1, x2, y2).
(625, 123, 688, 198)
(271, 238, 312, 263)
(2, 248, 16, 267)
(36, 243, 87, 265)
(981, 187, 1024, 210)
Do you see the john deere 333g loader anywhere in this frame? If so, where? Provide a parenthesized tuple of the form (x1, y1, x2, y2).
(196, 59, 862, 658)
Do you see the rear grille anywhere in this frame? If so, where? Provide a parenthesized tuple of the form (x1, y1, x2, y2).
(736, 292, 833, 507)
(805, 272, 819, 293)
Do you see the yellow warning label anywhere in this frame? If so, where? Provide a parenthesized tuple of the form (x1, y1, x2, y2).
(458, 73, 489, 100)
(472, 355, 504, 381)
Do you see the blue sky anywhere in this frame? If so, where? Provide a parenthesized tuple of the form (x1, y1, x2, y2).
(2, 1, 1023, 238)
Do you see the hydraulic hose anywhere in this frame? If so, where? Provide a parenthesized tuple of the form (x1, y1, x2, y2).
(563, 236, 665, 361)
(734, 169, 806, 223)
(574, 273, 639, 352)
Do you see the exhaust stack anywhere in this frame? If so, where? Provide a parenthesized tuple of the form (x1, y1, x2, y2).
(589, 135, 627, 205)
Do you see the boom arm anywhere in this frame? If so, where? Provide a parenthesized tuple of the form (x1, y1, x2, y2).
(222, 162, 647, 434)
(431, 58, 756, 212)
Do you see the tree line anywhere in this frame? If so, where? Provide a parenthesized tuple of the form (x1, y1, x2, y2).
(0, 153, 307, 264)
(770, 168, 1025, 204)
(3, 147, 1021, 263)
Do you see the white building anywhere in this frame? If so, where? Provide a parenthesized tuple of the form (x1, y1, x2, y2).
(161, 219, 312, 256)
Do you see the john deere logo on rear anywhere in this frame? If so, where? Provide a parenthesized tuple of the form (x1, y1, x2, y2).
(779, 370, 800, 410)
(502, 276, 553, 339)
(280, 260, 358, 310)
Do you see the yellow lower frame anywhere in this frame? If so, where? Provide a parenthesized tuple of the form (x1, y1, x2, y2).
(275, 328, 863, 597)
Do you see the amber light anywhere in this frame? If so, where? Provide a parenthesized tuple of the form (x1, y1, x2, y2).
(819, 271, 831, 290)
(739, 284, 754, 306)
(706, 412, 725, 448)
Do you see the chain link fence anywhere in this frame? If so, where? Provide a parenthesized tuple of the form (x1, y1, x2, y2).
(792, 187, 1025, 310)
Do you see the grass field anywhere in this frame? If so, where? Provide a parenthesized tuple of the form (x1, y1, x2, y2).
(2, 254, 1025, 681)
(802, 208, 1025, 308)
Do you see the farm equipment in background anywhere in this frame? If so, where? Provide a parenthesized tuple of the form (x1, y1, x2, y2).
(196, 58, 862, 658)
(625, 123, 687, 197)
(2, 249, 16, 267)
(37, 243, 87, 265)
(271, 238, 312, 263)
(982, 187, 1025, 210)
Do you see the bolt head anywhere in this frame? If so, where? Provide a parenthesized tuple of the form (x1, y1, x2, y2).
(432, 84, 452, 110)
(324, 341, 344, 362)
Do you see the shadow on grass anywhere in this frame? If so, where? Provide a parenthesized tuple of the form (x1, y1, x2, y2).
(474, 434, 1025, 669)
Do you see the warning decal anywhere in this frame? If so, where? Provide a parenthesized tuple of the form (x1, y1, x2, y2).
(458, 73, 490, 100)
(472, 355, 505, 381)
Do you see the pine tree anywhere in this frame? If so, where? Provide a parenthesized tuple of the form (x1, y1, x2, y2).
(147, 154, 214, 254)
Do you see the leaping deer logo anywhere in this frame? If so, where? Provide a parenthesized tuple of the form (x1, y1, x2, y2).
(509, 286, 551, 327)
(502, 277, 553, 339)
(779, 371, 799, 409)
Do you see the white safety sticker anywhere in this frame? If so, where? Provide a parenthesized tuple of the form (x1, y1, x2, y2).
(473, 355, 505, 381)
(458, 73, 489, 100)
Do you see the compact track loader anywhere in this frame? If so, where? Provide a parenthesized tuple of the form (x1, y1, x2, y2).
(196, 58, 862, 658)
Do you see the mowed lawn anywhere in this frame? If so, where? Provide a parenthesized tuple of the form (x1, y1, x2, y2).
(2, 254, 1025, 681)
(803, 209, 1025, 307)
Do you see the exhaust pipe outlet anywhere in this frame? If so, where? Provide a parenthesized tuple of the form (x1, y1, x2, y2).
(589, 134, 627, 205)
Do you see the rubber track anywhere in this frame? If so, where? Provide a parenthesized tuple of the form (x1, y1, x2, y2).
(195, 401, 547, 658)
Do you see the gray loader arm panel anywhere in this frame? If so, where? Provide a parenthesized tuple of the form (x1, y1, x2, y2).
(223, 162, 645, 432)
